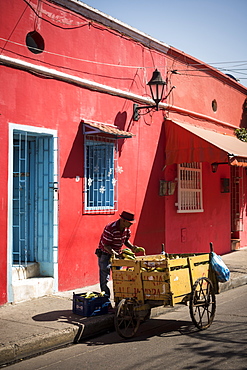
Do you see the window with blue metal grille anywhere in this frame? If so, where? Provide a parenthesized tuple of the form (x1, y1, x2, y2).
(84, 136, 117, 212)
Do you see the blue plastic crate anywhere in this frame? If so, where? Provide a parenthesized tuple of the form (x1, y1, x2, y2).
(73, 292, 110, 317)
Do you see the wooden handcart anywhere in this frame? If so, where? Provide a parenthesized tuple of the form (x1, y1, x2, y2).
(112, 249, 218, 338)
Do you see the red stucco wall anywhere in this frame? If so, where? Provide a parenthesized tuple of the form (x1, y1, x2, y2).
(0, 118, 8, 305)
(164, 163, 231, 255)
(0, 0, 246, 301)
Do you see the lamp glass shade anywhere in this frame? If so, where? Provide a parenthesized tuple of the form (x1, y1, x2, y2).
(147, 69, 166, 107)
(211, 163, 218, 173)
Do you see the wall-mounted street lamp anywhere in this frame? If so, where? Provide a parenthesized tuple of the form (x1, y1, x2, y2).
(133, 69, 168, 121)
(211, 163, 218, 173)
(211, 162, 228, 173)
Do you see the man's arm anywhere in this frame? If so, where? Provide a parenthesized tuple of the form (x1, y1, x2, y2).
(124, 240, 146, 255)
(124, 240, 138, 253)
(103, 244, 119, 256)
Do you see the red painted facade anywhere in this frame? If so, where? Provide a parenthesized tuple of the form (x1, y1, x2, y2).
(0, 0, 246, 305)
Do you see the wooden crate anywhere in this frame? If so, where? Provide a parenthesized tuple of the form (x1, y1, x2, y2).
(140, 258, 170, 302)
(112, 259, 144, 301)
(112, 253, 213, 306)
(168, 254, 210, 305)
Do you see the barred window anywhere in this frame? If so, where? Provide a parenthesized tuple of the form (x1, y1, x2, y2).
(176, 162, 203, 213)
(84, 136, 118, 213)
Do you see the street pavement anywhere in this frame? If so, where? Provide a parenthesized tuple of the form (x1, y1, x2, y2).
(0, 248, 247, 367)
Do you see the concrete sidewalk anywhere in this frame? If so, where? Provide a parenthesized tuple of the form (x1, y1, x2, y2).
(1, 248, 247, 367)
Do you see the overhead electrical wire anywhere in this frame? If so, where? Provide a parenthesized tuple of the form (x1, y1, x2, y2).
(1, 1, 246, 86)
(1, 41, 247, 85)
(0, 37, 146, 69)
(1, 37, 247, 78)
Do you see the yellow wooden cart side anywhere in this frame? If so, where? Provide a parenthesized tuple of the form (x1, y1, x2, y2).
(112, 252, 218, 338)
(112, 253, 217, 307)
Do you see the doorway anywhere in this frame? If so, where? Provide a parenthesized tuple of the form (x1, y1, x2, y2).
(231, 166, 245, 248)
(8, 124, 58, 300)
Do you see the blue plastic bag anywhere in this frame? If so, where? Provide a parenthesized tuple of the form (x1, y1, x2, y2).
(211, 252, 230, 283)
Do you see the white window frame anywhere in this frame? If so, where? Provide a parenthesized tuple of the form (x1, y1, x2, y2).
(176, 162, 204, 213)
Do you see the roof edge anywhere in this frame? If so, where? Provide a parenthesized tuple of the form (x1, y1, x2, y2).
(49, 0, 169, 55)
(48, 1, 247, 93)
(167, 47, 247, 93)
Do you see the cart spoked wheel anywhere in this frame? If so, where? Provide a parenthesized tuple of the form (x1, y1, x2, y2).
(189, 277, 216, 330)
(114, 298, 140, 339)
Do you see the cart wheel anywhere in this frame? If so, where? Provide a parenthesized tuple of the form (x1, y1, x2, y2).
(114, 298, 140, 339)
(189, 277, 216, 330)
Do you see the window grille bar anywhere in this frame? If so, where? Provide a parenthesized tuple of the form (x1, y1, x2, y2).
(13, 132, 29, 266)
(177, 162, 203, 213)
(84, 135, 118, 213)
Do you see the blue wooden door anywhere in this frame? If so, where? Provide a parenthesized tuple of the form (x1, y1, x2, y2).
(13, 132, 55, 276)
(13, 133, 35, 264)
(36, 136, 55, 276)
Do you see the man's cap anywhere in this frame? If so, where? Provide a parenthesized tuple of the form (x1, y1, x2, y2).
(120, 211, 136, 223)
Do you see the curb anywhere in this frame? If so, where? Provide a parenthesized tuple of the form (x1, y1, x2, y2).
(0, 327, 78, 366)
(219, 274, 247, 293)
(0, 314, 115, 367)
(75, 313, 115, 342)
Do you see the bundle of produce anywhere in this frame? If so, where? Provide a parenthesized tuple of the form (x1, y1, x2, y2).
(135, 246, 146, 255)
(121, 248, 136, 260)
(121, 246, 146, 260)
(79, 291, 106, 299)
(141, 266, 167, 272)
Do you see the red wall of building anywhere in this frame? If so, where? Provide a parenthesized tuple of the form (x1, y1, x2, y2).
(241, 173, 247, 248)
(0, 117, 8, 305)
(0, 0, 246, 300)
(164, 163, 231, 255)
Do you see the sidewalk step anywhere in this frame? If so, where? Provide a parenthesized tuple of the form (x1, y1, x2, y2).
(12, 262, 40, 281)
(12, 277, 54, 303)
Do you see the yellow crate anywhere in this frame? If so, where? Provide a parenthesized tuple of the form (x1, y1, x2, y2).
(136, 254, 168, 262)
(169, 268, 191, 299)
(141, 271, 170, 301)
(112, 253, 212, 306)
(140, 260, 168, 271)
(187, 254, 210, 285)
(113, 279, 144, 301)
(111, 258, 140, 271)
(112, 260, 144, 301)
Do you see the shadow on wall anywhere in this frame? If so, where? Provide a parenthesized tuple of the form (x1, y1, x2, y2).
(62, 112, 130, 179)
(240, 98, 247, 128)
(114, 111, 129, 156)
(114, 111, 127, 131)
(134, 122, 166, 254)
(62, 122, 84, 179)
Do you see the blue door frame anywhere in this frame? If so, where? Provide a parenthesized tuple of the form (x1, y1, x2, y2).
(8, 124, 59, 301)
